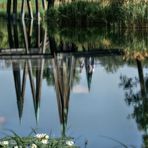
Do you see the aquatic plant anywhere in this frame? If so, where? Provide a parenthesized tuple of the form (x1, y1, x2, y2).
(0, 131, 78, 148)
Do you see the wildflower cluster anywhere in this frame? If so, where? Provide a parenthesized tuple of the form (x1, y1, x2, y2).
(35, 133, 49, 144)
(0, 133, 76, 148)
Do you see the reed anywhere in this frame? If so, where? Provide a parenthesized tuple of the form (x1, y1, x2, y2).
(47, 1, 148, 27)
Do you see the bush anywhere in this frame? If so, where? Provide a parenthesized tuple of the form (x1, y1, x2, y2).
(106, 1, 127, 23)
(47, 1, 107, 26)
(47, 1, 148, 27)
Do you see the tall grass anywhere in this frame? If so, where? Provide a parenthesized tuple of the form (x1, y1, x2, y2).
(125, 2, 148, 26)
(47, 1, 148, 27)
(0, 0, 45, 16)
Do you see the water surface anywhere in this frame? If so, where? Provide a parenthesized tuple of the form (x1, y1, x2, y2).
(0, 18, 148, 148)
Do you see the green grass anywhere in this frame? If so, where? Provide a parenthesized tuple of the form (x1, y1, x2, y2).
(0, 0, 45, 15)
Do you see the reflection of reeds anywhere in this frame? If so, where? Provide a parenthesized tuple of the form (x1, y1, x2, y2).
(5, 19, 49, 123)
(22, 19, 48, 123)
(47, 26, 147, 51)
(52, 54, 76, 136)
(99, 135, 129, 148)
(0, 17, 147, 51)
(123, 50, 148, 61)
(12, 61, 27, 123)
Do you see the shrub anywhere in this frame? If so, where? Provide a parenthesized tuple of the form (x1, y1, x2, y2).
(47, 1, 148, 27)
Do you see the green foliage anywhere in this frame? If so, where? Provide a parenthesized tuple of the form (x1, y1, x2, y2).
(46, 7, 58, 22)
(0, 137, 77, 147)
(47, 1, 107, 26)
(43, 67, 55, 86)
(125, 2, 148, 25)
(0, 131, 77, 148)
(47, 1, 148, 27)
(47, 26, 148, 51)
(0, 19, 8, 48)
(105, 1, 126, 23)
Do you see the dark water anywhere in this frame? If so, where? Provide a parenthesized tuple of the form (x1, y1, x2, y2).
(0, 18, 148, 148)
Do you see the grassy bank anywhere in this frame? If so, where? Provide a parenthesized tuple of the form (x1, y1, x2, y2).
(0, 0, 147, 26)
(47, 1, 148, 27)
(0, 0, 45, 18)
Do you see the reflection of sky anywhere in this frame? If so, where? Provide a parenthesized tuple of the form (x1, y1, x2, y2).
(69, 65, 142, 147)
(0, 64, 143, 147)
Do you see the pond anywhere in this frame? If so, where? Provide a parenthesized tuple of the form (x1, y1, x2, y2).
(0, 18, 148, 147)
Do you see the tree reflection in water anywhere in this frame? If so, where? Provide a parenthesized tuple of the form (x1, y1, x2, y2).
(4, 18, 126, 140)
(120, 58, 148, 148)
(0, 17, 147, 145)
(4, 18, 95, 139)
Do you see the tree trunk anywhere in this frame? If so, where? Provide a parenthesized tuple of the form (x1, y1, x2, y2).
(7, 0, 12, 17)
(136, 60, 146, 97)
(13, 0, 17, 18)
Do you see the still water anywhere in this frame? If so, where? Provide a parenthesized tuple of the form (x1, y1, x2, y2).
(0, 18, 147, 147)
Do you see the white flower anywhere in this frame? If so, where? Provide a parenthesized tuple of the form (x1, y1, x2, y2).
(35, 134, 44, 139)
(45, 135, 49, 139)
(2, 141, 9, 145)
(0, 141, 9, 145)
(13, 146, 22, 148)
(31, 144, 37, 148)
(41, 139, 48, 144)
(35, 133, 49, 139)
(66, 140, 74, 146)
